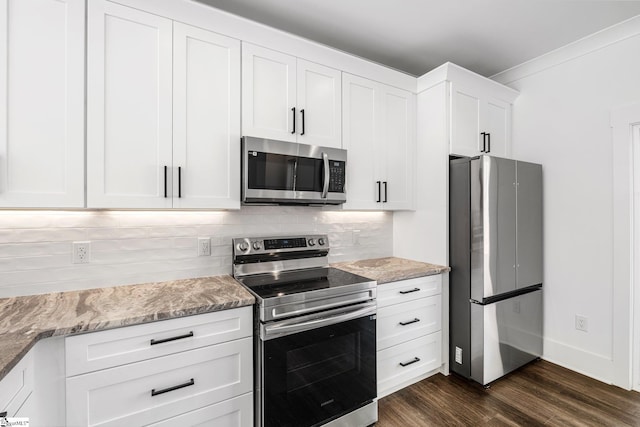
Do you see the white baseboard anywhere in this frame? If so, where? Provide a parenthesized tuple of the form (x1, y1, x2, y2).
(542, 338, 614, 385)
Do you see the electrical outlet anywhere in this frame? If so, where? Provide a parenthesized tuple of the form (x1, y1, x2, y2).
(513, 300, 521, 313)
(198, 237, 211, 256)
(72, 241, 91, 264)
(575, 315, 588, 332)
(352, 230, 361, 245)
(455, 346, 463, 364)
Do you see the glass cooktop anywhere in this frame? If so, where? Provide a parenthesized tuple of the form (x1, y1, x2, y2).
(237, 267, 373, 300)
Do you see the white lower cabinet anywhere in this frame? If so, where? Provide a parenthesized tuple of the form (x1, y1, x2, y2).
(65, 307, 253, 427)
(377, 275, 443, 398)
(0, 347, 33, 417)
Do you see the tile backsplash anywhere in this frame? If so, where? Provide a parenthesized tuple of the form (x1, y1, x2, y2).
(0, 207, 392, 297)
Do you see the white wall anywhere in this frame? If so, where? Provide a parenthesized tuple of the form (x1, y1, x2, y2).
(0, 207, 392, 297)
(493, 20, 640, 383)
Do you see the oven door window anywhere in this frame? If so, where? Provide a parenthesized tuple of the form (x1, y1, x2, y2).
(262, 315, 376, 427)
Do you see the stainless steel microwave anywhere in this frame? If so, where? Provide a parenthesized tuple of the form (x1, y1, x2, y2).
(241, 136, 347, 205)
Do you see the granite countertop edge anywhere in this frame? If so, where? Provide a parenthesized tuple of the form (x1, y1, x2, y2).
(332, 256, 450, 284)
(0, 275, 254, 382)
(0, 256, 450, 382)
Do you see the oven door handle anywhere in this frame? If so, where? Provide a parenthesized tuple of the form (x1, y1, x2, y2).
(261, 302, 376, 340)
(321, 152, 330, 199)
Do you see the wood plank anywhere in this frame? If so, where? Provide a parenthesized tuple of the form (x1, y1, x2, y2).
(378, 360, 640, 426)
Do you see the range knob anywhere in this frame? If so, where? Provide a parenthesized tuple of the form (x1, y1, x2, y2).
(237, 242, 249, 252)
(252, 241, 262, 250)
(318, 238, 325, 246)
(308, 238, 316, 246)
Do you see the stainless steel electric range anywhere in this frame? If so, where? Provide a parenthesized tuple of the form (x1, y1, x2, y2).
(232, 234, 378, 427)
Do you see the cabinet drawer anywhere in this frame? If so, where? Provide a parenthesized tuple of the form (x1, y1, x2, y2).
(66, 306, 252, 376)
(377, 332, 442, 396)
(66, 337, 252, 427)
(0, 349, 33, 417)
(377, 275, 441, 308)
(148, 392, 253, 427)
(377, 295, 441, 350)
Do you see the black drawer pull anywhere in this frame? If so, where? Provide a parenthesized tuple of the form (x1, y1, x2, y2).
(150, 331, 194, 346)
(151, 378, 195, 396)
(399, 288, 420, 295)
(399, 357, 420, 367)
(399, 318, 420, 326)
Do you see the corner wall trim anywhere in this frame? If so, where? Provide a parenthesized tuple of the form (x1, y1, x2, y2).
(491, 15, 640, 85)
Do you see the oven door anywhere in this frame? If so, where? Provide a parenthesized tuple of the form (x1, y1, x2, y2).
(258, 303, 376, 427)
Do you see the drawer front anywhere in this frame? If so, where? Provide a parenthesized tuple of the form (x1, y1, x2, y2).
(377, 295, 441, 350)
(377, 332, 442, 395)
(377, 275, 442, 308)
(148, 392, 253, 427)
(0, 349, 33, 417)
(66, 306, 252, 376)
(66, 337, 252, 427)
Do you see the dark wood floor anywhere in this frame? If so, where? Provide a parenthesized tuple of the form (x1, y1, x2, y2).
(378, 360, 640, 426)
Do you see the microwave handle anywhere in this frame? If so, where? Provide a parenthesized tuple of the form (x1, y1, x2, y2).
(322, 152, 329, 198)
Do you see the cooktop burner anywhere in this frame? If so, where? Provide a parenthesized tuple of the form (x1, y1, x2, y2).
(236, 267, 372, 300)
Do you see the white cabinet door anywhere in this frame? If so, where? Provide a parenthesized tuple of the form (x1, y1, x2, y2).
(0, 0, 84, 208)
(87, 0, 173, 208)
(342, 73, 379, 210)
(66, 338, 252, 427)
(342, 74, 415, 211)
(297, 59, 341, 148)
(173, 23, 240, 209)
(450, 82, 512, 158)
(148, 393, 253, 427)
(450, 82, 482, 157)
(380, 84, 415, 210)
(485, 97, 511, 157)
(242, 43, 296, 142)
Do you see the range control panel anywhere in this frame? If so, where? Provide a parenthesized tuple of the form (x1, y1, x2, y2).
(232, 234, 329, 256)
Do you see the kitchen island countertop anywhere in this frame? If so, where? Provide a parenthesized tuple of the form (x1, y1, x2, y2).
(0, 275, 254, 382)
(333, 256, 450, 284)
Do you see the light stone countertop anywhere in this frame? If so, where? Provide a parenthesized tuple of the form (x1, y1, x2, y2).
(0, 256, 449, 382)
(0, 275, 254, 382)
(333, 256, 450, 284)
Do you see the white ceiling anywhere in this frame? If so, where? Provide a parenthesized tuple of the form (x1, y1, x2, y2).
(194, 0, 640, 77)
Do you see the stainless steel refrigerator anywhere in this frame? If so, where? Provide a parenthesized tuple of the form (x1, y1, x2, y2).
(449, 155, 543, 386)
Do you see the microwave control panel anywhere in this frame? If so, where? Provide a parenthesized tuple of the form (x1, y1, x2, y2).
(328, 160, 346, 193)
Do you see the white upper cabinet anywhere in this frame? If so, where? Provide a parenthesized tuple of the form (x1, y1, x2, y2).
(296, 59, 342, 148)
(381, 85, 415, 210)
(447, 65, 516, 158)
(87, 1, 173, 208)
(242, 43, 296, 143)
(172, 23, 240, 209)
(0, 0, 85, 208)
(87, 0, 240, 209)
(242, 43, 342, 148)
(342, 73, 415, 211)
(342, 74, 379, 210)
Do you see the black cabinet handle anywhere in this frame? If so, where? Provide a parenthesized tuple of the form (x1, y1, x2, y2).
(150, 331, 194, 346)
(164, 166, 168, 198)
(376, 181, 381, 202)
(487, 132, 491, 153)
(291, 107, 296, 134)
(178, 166, 182, 198)
(399, 318, 421, 326)
(151, 378, 195, 396)
(399, 357, 420, 367)
(399, 288, 420, 294)
(383, 181, 388, 203)
(480, 132, 486, 153)
(300, 109, 305, 135)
